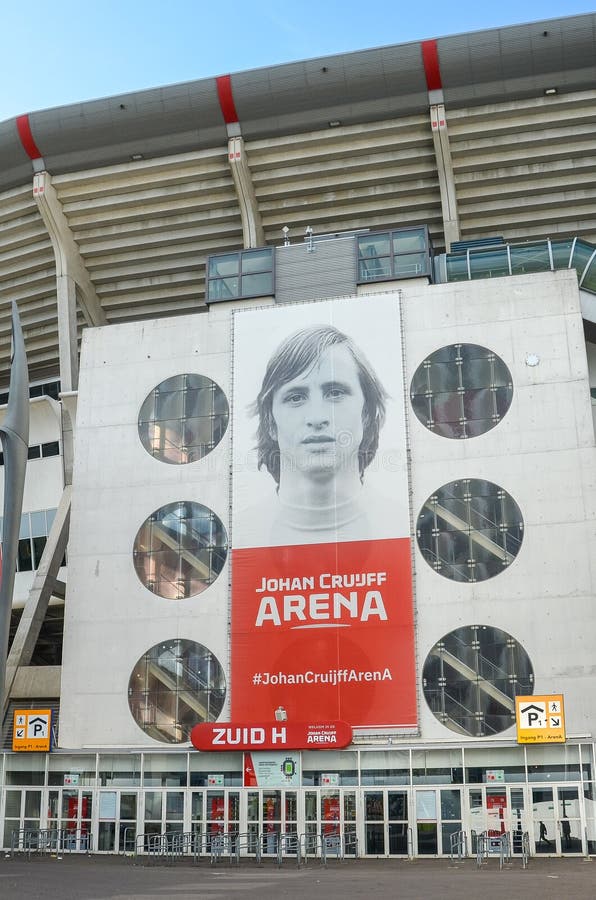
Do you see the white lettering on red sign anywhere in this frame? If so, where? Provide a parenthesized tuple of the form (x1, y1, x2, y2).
(255, 590, 387, 627)
(211, 726, 288, 747)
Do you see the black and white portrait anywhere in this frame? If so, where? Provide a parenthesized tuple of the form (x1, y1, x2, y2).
(232, 296, 410, 548)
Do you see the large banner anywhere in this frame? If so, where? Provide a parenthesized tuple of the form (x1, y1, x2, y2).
(231, 295, 416, 730)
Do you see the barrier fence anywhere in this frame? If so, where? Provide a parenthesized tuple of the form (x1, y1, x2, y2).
(10, 828, 92, 858)
(128, 828, 358, 866)
(9, 825, 536, 867)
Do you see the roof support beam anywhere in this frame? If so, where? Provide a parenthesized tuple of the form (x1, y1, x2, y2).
(2, 486, 71, 719)
(33, 172, 107, 391)
(227, 135, 264, 248)
(215, 76, 264, 249)
(430, 104, 460, 250)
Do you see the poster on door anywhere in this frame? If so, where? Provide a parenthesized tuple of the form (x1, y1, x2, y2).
(231, 295, 416, 731)
(486, 792, 507, 836)
(243, 751, 301, 787)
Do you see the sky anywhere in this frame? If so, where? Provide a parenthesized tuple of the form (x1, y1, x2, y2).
(1, 1, 594, 122)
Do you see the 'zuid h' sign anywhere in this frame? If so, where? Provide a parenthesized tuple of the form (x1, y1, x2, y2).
(191, 721, 352, 751)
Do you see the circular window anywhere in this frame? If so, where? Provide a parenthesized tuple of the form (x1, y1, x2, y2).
(138, 374, 229, 464)
(416, 478, 523, 582)
(128, 638, 226, 743)
(133, 501, 228, 599)
(423, 625, 534, 736)
(410, 344, 513, 438)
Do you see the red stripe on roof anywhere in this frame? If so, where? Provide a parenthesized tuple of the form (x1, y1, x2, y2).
(16, 114, 43, 160)
(421, 40, 442, 91)
(216, 75, 239, 124)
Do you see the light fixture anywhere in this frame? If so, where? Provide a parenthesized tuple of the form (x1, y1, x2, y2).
(544, 87, 558, 96)
(328, 120, 341, 128)
(130, 153, 144, 161)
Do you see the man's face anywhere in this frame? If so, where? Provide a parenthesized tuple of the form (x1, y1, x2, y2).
(270, 343, 365, 481)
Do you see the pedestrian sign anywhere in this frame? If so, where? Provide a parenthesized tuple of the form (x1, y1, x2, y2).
(12, 709, 52, 752)
(515, 695, 565, 744)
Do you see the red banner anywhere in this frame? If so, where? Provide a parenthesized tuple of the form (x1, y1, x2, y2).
(192, 720, 352, 751)
(231, 538, 416, 729)
(231, 296, 416, 732)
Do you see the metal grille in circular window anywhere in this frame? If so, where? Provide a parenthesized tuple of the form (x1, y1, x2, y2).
(133, 501, 228, 599)
(416, 479, 523, 582)
(128, 639, 226, 743)
(422, 625, 534, 737)
(138, 374, 229, 464)
(410, 344, 513, 438)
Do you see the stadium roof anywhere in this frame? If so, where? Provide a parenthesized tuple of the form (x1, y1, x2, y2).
(1, 12, 595, 381)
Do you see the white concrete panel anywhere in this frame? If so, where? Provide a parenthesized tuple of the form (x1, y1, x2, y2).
(61, 269, 596, 748)
(405, 271, 596, 740)
(61, 308, 233, 749)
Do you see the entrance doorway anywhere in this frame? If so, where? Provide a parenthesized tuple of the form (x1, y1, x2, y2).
(532, 785, 584, 854)
(190, 789, 240, 852)
(48, 788, 93, 850)
(304, 789, 356, 856)
(414, 788, 463, 855)
(468, 785, 527, 853)
(363, 790, 409, 855)
(246, 789, 297, 856)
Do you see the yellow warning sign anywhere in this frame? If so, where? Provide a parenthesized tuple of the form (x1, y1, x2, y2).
(12, 709, 52, 752)
(515, 695, 565, 744)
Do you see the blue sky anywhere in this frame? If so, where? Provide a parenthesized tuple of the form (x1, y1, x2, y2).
(1, 2, 594, 121)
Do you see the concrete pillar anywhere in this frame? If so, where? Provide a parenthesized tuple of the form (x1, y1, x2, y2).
(227, 135, 265, 248)
(56, 273, 79, 393)
(430, 104, 460, 250)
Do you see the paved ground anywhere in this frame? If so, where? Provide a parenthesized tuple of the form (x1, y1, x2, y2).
(0, 855, 594, 900)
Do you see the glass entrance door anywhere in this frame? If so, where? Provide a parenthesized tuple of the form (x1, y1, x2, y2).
(557, 786, 583, 853)
(304, 790, 357, 857)
(363, 790, 409, 856)
(2, 789, 43, 850)
(467, 785, 528, 854)
(414, 788, 463, 855)
(532, 785, 584, 855)
(189, 789, 240, 854)
(48, 788, 93, 851)
(246, 790, 297, 857)
(97, 791, 142, 852)
(139, 789, 185, 851)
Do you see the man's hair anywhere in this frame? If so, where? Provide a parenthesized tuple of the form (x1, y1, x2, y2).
(250, 324, 387, 486)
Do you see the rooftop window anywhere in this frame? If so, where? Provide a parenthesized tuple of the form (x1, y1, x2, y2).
(207, 247, 274, 303)
(357, 227, 432, 284)
(442, 236, 596, 295)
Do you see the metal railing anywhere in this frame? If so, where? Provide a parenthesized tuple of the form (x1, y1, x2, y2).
(10, 827, 92, 858)
(133, 830, 266, 866)
(277, 832, 300, 866)
(231, 831, 261, 864)
(273, 829, 358, 867)
(475, 830, 529, 870)
(300, 831, 322, 860)
(121, 825, 136, 854)
(450, 829, 468, 860)
(440, 236, 596, 298)
(521, 831, 531, 868)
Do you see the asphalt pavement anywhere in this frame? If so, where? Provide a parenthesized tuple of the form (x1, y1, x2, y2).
(0, 854, 594, 900)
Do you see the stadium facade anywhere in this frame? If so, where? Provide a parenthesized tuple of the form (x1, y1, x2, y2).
(1, 12, 596, 858)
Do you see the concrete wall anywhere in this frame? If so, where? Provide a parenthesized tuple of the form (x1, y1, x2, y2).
(59, 268, 596, 748)
(0, 397, 65, 607)
(59, 308, 233, 747)
(404, 269, 596, 740)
